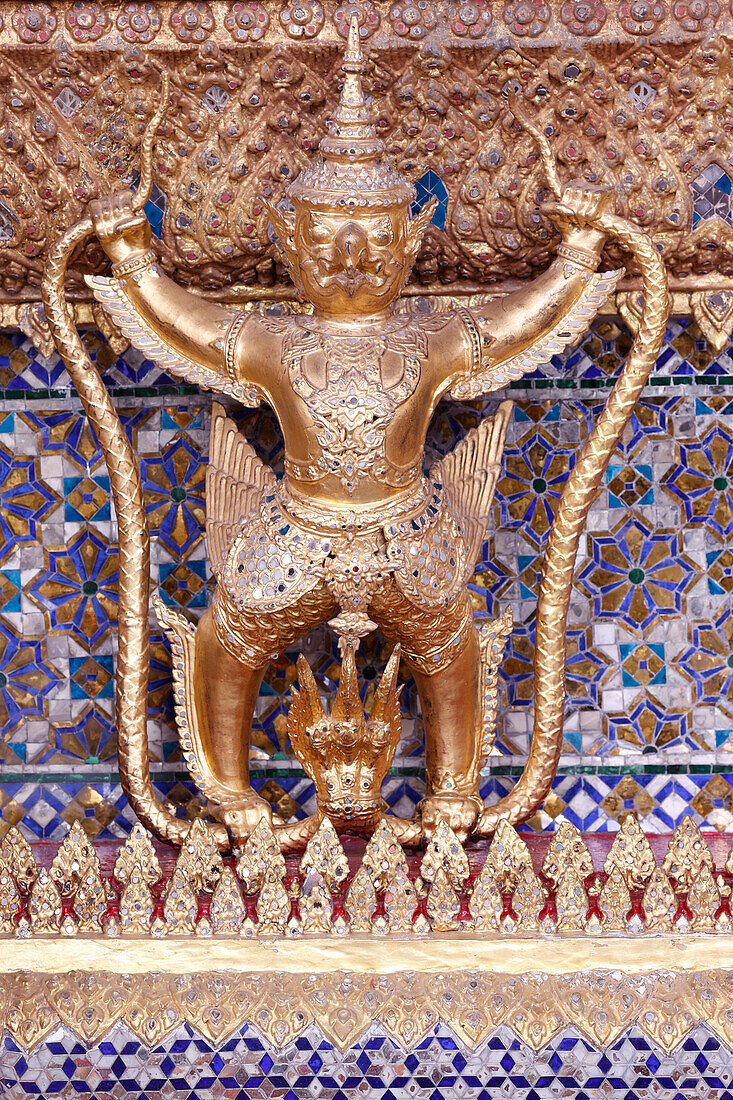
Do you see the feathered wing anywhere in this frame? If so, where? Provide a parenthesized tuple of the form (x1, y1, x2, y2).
(450, 269, 624, 400)
(431, 400, 513, 572)
(206, 403, 276, 578)
(85, 274, 260, 405)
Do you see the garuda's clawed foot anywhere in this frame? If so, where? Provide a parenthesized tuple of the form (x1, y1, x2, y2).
(420, 793, 483, 840)
(211, 789, 274, 851)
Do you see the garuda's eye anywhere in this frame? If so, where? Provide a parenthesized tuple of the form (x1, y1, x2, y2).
(308, 218, 330, 244)
(373, 219, 394, 245)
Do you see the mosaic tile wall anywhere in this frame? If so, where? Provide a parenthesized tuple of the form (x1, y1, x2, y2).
(4, 1020, 733, 1099)
(0, 315, 732, 838)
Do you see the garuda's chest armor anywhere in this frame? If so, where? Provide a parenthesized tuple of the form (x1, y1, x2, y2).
(259, 314, 441, 494)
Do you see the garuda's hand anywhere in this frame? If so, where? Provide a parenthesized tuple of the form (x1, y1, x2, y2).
(541, 181, 613, 253)
(89, 190, 151, 266)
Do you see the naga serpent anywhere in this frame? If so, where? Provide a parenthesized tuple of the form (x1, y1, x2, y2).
(41, 79, 670, 851)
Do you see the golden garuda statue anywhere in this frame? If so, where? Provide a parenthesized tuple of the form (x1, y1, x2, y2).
(42, 21, 669, 852)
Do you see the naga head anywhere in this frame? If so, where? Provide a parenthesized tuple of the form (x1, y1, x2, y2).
(287, 645, 402, 833)
(265, 16, 436, 318)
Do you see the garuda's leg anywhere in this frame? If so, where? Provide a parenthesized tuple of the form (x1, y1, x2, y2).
(370, 584, 482, 837)
(194, 582, 338, 844)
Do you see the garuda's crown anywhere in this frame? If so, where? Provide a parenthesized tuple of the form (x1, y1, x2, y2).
(287, 15, 414, 210)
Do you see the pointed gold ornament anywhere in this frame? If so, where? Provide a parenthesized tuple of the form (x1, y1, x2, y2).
(512, 866, 547, 933)
(688, 863, 720, 933)
(344, 865, 377, 932)
(257, 869, 292, 935)
(114, 823, 161, 888)
(119, 861, 154, 934)
(598, 868, 632, 931)
(383, 863, 419, 933)
(163, 867, 199, 935)
(299, 871, 333, 934)
(481, 819, 533, 891)
(174, 818, 223, 894)
(555, 868, 587, 932)
(73, 866, 108, 933)
(642, 867, 677, 933)
(0, 828, 36, 890)
(361, 818, 409, 892)
(603, 814, 655, 891)
(51, 820, 102, 898)
(420, 817, 470, 892)
(468, 864, 503, 933)
(299, 817, 349, 891)
(426, 866, 461, 932)
(542, 822, 593, 886)
(210, 867, 246, 935)
(237, 818, 285, 893)
(0, 858, 20, 934)
(662, 816, 713, 891)
(28, 868, 63, 934)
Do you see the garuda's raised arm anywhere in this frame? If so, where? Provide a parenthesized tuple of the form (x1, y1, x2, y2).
(448, 183, 624, 401)
(86, 191, 260, 406)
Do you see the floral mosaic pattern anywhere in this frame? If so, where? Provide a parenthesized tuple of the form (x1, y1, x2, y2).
(0, 318, 732, 835)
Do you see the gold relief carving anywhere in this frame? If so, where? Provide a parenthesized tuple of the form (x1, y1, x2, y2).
(45, 971, 135, 1045)
(662, 815, 714, 890)
(420, 817, 470, 891)
(27, 869, 63, 935)
(555, 869, 587, 932)
(542, 821, 593, 886)
(690, 288, 733, 353)
(113, 822, 161, 888)
(597, 868, 632, 932)
(119, 863, 154, 934)
(50, 820, 103, 898)
(0, 828, 36, 891)
(210, 867, 246, 934)
(512, 866, 547, 932)
(163, 868, 199, 934)
(688, 863, 721, 932)
(236, 818, 286, 892)
(344, 864, 377, 932)
(425, 866, 461, 932)
(480, 818, 534, 890)
(122, 973, 185, 1046)
(299, 817, 348, 891)
(642, 867, 677, 933)
(7, 963, 733, 1053)
(603, 813, 655, 890)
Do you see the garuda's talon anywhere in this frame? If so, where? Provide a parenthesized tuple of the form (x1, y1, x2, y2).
(420, 794, 483, 841)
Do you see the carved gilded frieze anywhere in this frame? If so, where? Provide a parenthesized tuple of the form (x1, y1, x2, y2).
(0, 9, 733, 335)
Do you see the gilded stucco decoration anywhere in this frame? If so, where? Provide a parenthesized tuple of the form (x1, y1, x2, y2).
(0, 6, 729, 342)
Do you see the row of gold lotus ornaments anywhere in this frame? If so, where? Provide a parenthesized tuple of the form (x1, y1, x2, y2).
(0, 813, 730, 937)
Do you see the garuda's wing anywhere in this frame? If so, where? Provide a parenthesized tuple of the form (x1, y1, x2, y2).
(431, 400, 513, 572)
(450, 269, 623, 400)
(206, 403, 276, 578)
(86, 274, 260, 406)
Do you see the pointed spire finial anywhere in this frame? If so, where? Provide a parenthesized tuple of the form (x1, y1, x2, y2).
(343, 13, 364, 73)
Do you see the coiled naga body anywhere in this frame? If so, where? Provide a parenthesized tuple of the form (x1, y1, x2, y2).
(43, 20, 669, 852)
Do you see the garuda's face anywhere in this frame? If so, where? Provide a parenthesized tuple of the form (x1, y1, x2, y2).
(291, 205, 414, 316)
